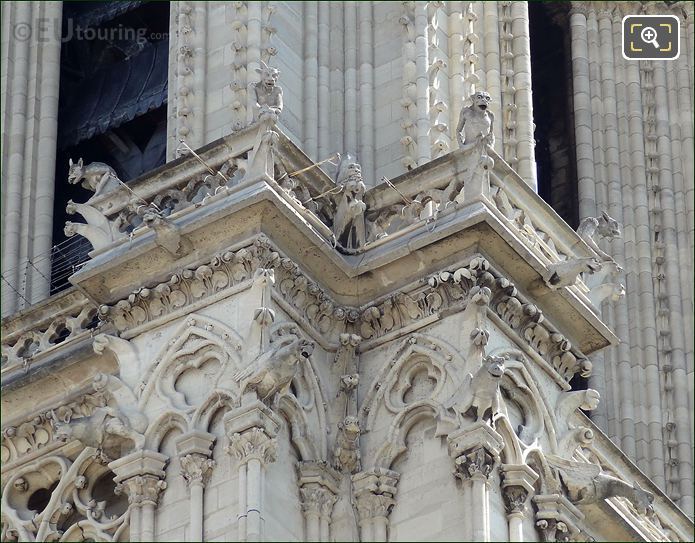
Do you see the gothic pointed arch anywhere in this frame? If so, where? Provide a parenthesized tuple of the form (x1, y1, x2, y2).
(137, 314, 244, 414)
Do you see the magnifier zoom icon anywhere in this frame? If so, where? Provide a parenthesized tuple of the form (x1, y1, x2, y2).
(640, 26, 660, 48)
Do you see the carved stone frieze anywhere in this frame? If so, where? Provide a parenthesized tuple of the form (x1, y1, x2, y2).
(1, 304, 98, 370)
(96, 245, 590, 384)
(99, 236, 280, 333)
(1, 390, 107, 464)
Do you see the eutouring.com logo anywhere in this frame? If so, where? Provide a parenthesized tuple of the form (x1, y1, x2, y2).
(623, 14, 680, 60)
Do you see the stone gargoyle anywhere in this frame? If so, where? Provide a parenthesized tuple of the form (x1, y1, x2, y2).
(50, 373, 147, 458)
(554, 388, 600, 458)
(333, 415, 361, 474)
(234, 334, 314, 404)
(446, 354, 507, 425)
(332, 156, 367, 252)
(577, 211, 621, 263)
(64, 199, 126, 253)
(544, 257, 602, 290)
(68, 159, 122, 201)
(546, 454, 654, 515)
(456, 91, 495, 151)
(253, 61, 283, 123)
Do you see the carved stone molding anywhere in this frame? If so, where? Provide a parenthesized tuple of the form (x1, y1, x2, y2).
(96, 242, 589, 383)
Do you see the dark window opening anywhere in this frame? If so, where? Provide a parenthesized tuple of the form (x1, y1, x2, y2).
(27, 481, 59, 514)
(51, 2, 169, 294)
(530, 2, 579, 229)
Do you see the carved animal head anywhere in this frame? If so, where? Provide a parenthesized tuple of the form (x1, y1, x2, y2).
(631, 481, 655, 515)
(582, 390, 601, 410)
(583, 257, 602, 274)
(336, 155, 363, 185)
(52, 420, 74, 443)
(338, 416, 361, 439)
(472, 91, 492, 111)
(484, 355, 506, 378)
(256, 61, 280, 87)
(298, 339, 314, 359)
(67, 158, 85, 184)
(597, 211, 621, 240)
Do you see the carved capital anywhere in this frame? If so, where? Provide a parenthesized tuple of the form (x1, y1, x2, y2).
(454, 445, 496, 480)
(226, 427, 278, 465)
(501, 463, 538, 514)
(536, 518, 572, 542)
(115, 474, 167, 506)
(180, 453, 215, 487)
(352, 467, 400, 522)
(300, 485, 337, 517)
(448, 422, 504, 481)
(504, 485, 530, 514)
(533, 494, 584, 543)
(355, 493, 396, 521)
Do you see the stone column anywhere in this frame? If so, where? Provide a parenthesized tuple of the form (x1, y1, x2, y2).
(352, 468, 399, 542)
(176, 431, 216, 542)
(224, 400, 281, 542)
(448, 422, 504, 542)
(500, 464, 538, 542)
(297, 461, 340, 542)
(109, 450, 169, 542)
(532, 494, 584, 543)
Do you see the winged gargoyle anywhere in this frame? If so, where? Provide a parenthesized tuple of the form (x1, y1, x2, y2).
(233, 334, 314, 404)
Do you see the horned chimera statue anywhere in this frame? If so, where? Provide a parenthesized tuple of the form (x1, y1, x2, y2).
(67, 158, 122, 201)
(456, 91, 495, 151)
(253, 60, 284, 123)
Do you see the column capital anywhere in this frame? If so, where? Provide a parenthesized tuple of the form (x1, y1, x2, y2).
(300, 485, 338, 517)
(533, 494, 584, 542)
(297, 460, 341, 494)
(175, 430, 216, 457)
(355, 493, 396, 522)
(115, 474, 167, 506)
(501, 463, 539, 514)
(180, 453, 216, 487)
(352, 468, 400, 522)
(447, 422, 504, 480)
(108, 450, 168, 482)
(175, 430, 216, 487)
(108, 450, 169, 507)
(223, 400, 281, 465)
(226, 426, 278, 465)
